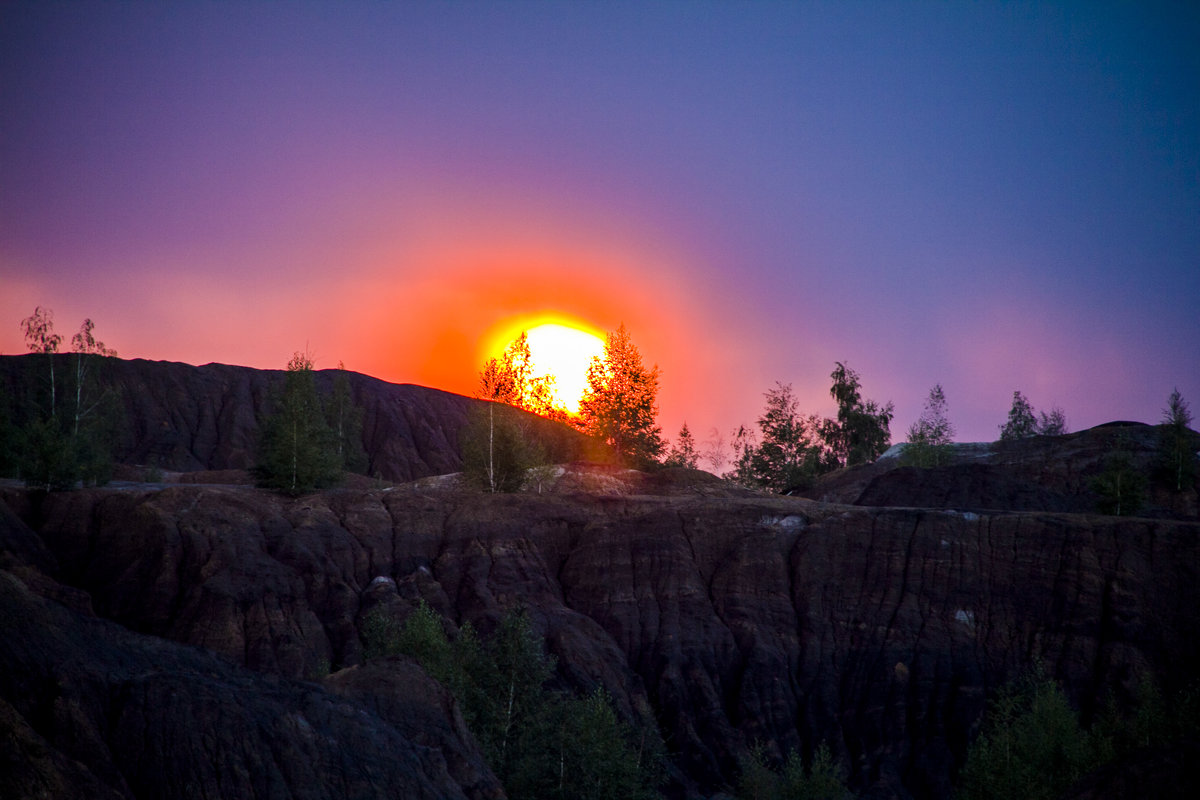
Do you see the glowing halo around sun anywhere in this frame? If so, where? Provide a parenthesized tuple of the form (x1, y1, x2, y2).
(485, 317, 607, 414)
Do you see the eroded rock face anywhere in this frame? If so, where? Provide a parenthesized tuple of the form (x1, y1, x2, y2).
(0, 567, 496, 800)
(5, 481, 1198, 799)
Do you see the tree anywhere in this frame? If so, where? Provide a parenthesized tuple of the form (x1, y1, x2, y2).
(255, 351, 341, 493)
(326, 361, 367, 473)
(664, 422, 700, 468)
(15, 309, 116, 490)
(1156, 388, 1196, 492)
(823, 362, 893, 468)
(998, 391, 1037, 440)
(749, 383, 828, 492)
(1036, 407, 1068, 436)
(21, 306, 63, 418)
(727, 424, 759, 487)
(958, 672, 1098, 800)
(737, 742, 850, 800)
(384, 603, 661, 800)
(461, 403, 537, 492)
(68, 318, 117, 437)
(905, 384, 955, 467)
(578, 324, 664, 466)
(1092, 430, 1146, 516)
(479, 332, 558, 417)
(557, 687, 661, 800)
(702, 427, 728, 474)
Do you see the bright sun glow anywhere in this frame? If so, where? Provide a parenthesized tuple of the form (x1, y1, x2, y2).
(521, 323, 606, 414)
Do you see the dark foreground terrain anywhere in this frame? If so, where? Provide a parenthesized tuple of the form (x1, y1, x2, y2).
(1, 357, 1198, 799)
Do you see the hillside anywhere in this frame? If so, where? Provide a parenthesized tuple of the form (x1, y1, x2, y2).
(1, 357, 1198, 799)
(0, 354, 586, 482)
(804, 423, 1199, 520)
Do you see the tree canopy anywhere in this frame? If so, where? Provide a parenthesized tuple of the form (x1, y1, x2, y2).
(747, 383, 829, 491)
(1157, 388, 1196, 493)
(999, 392, 1069, 440)
(823, 362, 893, 468)
(904, 384, 955, 467)
(12, 307, 118, 490)
(578, 324, 664, 466)
(255, 352, 343, 494)
(478, 331, 559, 418)
(664, 422, 699, 468)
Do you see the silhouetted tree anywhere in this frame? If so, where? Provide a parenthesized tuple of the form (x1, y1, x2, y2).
(579, 324, 664, 466)
(905, 384, 955, 467)
(1156, 388, 1196, 492)
(664, 422, 700, 468)
(727, 424, 759, 487)
(998, 391, 1038, 440)
(326, 361, 367, 473)
(256, 351, 341, 494)
(1036, 407, 1068, 436)
(702, 426, 728, 474)
(749, 382, 828, 492)
(822, 362, 893, 467)
(1092, 430, 1146, 516)
(15, 308, 117, 489)
(20, 306, 62, 418)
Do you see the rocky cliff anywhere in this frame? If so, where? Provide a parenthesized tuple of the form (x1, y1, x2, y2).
(3, 471, 1198, 799)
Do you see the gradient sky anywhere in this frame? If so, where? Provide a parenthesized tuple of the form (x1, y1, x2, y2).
(2, 1, 1197, 447)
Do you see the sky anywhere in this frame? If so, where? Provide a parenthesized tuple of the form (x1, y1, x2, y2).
(2, 1, 1197, 447)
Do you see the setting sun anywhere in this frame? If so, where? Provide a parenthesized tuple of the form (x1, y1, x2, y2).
(488, 321, 606, 414)
(525, 323, 606, 413)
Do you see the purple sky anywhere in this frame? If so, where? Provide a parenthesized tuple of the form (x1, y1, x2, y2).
(2, 1, 1197, 446)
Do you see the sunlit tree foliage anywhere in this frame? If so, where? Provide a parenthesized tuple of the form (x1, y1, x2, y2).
(578, 324, 664, 466)
(479, 331, 559, 417)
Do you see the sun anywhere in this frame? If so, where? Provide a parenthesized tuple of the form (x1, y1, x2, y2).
(522, 323, 606, 413)
(484, 318, 606, 414)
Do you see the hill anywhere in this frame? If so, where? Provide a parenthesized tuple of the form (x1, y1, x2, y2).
(0, 354, 586, 482)
(1, 357, 1198, 798)
(803, 422, 1199, 520)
